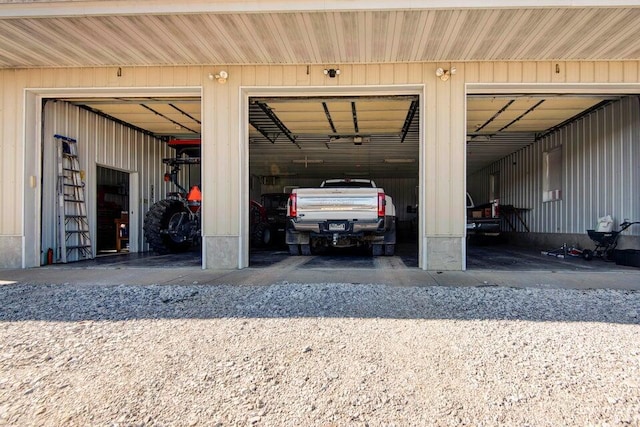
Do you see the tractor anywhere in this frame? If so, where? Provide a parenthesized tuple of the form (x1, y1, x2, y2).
(143, 139, 271, 253)
(143, 139, 202, 254)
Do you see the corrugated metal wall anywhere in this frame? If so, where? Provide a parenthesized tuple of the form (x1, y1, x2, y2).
(468, 96, 640, 237)
(1, 61, 639, 268)
(41, 100, 177, 262)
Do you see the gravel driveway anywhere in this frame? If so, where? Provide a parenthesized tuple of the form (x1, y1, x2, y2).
(1, 281, 639, 426)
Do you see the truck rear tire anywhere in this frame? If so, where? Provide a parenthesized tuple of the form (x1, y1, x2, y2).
(384, 244, 395, 256)
(288, 244, 300, 255)
(301, 244, 312, 256)
(144, 199, 193, 254)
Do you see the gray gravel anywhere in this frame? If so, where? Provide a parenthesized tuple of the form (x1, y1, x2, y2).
(1, 282, 639, 426)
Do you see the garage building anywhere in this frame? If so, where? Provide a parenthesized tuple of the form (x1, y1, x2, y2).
(0, 1, 639, 270)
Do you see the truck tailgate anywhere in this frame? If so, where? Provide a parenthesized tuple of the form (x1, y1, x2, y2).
(295, 189, 379, 221)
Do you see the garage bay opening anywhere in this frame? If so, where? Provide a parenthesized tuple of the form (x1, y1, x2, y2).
(247, 94, 420, 268)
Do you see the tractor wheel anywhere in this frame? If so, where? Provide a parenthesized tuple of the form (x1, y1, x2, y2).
(251, 222, 272, 247)
(144, 199, 193, 254)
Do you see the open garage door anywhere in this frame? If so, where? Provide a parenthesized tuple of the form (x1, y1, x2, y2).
(247, 94, 421, 268)
(40, 95, 203, 268)
(465, 92, 640, 271)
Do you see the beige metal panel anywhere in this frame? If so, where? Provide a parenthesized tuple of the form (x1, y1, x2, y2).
(623, 62, 638, 83)
(580, 62, 595, 82)
(450, 64, 466, 236)
(0, 69, 21, 235)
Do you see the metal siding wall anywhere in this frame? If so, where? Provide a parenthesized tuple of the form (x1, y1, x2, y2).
(470, 96, 640, 237)
(2, 62, 639, 266)
(41, 100, 173, 259)
(0, 70, 21, 235)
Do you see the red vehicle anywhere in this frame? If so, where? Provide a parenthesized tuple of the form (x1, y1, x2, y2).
(143, 139, 272, 253)
(250, 200, 272, 247)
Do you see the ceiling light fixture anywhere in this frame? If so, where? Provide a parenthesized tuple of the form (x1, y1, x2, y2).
(292, 157, 324, 168)
(383, 158, 416, 164)
(435, 67, 456, 81)
(292, 159, 324, 164)
(328, 135, 371, 145)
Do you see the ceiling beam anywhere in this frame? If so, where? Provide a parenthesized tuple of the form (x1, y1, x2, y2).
(322, 102, 337, 134)
(351, 102, 359, 134)
(497, 100, 545, 132)
(169, 103, 201, 125)
(255, 101, 298, 145)
(139, 104, 199, 134)
(473, 99, 515, 134)
(535, 99, 614, 141)
(71, 102, 167, 142)
(400, 100, 419, 143)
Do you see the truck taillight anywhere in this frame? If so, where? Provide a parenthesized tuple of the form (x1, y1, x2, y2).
(492, 199, 499, 218)
(378, 192, 386, 217)
(289, 193, 297, 217)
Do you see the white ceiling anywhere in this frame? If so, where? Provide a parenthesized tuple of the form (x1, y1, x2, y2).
(0, 6, 639, 68)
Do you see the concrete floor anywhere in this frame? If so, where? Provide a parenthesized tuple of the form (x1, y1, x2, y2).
(1, 242, 639, 290)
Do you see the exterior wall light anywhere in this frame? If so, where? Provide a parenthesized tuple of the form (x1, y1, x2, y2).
(435, 67, 456, 81)
(212, 70, 228, 83)
(323, 68, 341, 78)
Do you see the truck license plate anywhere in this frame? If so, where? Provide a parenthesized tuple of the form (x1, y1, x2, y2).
(328, 223, 346, 231)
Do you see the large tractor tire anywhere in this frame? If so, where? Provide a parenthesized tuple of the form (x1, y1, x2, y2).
(251, 222, 272, 247)
(144, 199, 194, 254)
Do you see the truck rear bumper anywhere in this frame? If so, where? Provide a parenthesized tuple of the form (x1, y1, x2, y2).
(286, 217, 395, 245)
(467, 221, 501, 236)
(289, 218, 384, 234)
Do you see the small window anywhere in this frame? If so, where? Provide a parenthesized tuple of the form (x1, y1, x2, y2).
(543, 146, 562, 202)
(489, 172, 500, 201)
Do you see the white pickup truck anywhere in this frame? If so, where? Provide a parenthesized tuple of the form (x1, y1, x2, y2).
(286, 179, 396, 256)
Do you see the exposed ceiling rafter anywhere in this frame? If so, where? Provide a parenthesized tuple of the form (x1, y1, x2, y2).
(70, 101, 167, 142)
(322, 102, 337, 134)
(351, 102, 359, 134)
(401, 100, 419, 143)
(497, 100, 545, 132)
(254, 101, 298, 146)
(139, 103, 199, 134)
(169, 103, 201, 125)
(473, 99, 515, 134)
(535, 99, 614, 141)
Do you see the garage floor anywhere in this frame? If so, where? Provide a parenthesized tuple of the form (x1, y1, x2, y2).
(3, 242, 639, 290)
(55, 242, 634, 272)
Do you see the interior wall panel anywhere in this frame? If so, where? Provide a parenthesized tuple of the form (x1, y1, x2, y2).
(41, 100, 175, 261)
(469, 96, 640, 237)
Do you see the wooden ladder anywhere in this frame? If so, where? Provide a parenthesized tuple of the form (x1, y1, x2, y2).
(55, 134, 93, 263)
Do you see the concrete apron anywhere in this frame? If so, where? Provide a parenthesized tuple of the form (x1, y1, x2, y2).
(1, 262, 639, 290)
